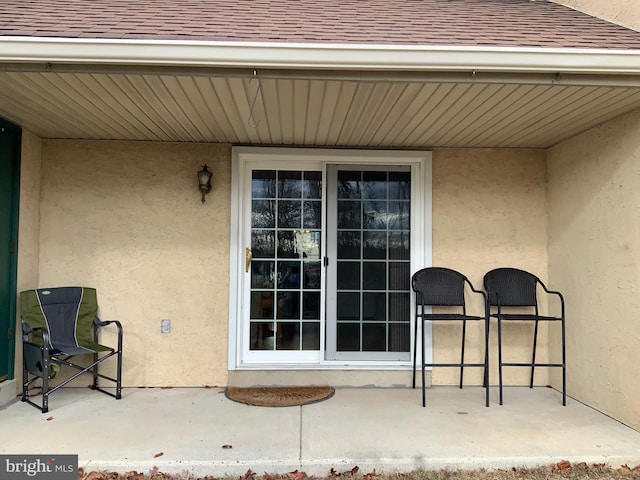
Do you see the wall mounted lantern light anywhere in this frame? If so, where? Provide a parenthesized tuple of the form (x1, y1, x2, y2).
(197, 164, 213, 204)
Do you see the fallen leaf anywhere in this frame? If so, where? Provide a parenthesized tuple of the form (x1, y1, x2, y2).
(222, 444, 233, 449)
(83, 472, 105, 480)
(153, 452, 164, 458)
(240, 469, 256, 480)
(553, 460, 571, 472)
(46, 416, 54, 421)
(148, 466, 160, 480)
(285, 470, 308, 480)
(122, 471, 145, 480)
(617, 465, 632, 475)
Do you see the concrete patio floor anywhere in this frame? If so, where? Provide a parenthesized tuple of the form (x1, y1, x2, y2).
(1, 386, 640, 477)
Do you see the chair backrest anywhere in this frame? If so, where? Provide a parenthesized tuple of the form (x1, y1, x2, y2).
(411, 267, 468, 307)
(20, 287, 98, 350)
(483, 268, 539, 307)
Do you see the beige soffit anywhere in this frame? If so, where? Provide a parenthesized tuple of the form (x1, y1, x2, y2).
(3, 37, 640, 147)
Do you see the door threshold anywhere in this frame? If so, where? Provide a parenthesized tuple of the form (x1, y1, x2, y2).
(228, 369, 427, 388)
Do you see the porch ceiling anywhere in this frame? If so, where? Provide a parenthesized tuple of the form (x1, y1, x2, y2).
(2, 66, 640, 148)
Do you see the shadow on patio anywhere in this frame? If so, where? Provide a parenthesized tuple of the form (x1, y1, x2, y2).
(1, 386, 639, 477)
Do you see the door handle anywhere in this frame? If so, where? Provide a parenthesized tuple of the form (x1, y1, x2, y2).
(245, 248, 252, 273)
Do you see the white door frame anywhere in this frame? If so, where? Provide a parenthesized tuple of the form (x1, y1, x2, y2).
(228, 146, 432, 370)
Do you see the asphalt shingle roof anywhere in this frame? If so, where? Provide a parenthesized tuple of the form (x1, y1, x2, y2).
(2, 0, 640, 49)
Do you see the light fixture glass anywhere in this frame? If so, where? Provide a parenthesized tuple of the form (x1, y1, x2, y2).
(197, 164, 212, 204)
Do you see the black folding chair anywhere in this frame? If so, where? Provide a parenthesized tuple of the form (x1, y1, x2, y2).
(412, 267, 489, 407)
(483, 268, 566, 405)
(20, 286, 123, 413)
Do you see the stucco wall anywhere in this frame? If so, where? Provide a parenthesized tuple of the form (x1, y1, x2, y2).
(552, 0, 640, 31)
(38, 140, 231, 386)
(548, 108, 640, 430)
(15, 130, 42, 387)
(33, 141, 548, 389)
(432, 149, 550, 386)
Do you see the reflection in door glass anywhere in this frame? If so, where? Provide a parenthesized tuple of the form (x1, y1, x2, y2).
(250, 170, 322, 352)
(335, 170, 411, 354)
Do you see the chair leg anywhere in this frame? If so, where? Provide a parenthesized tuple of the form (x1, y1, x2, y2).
(41, 352, 50, 414)
(530, 320, 539, 388)
(484, 317, 490, 407)
(92, 352, 99, 390)
(412, 314, 418, 389)
(21, 355, 28, 403)
(497, 316, 504, 405)
(459, 319, 466, 389)
(421, 319, 426, 407)
(116, 349, 123, 400)
(561, 318, 567, 406)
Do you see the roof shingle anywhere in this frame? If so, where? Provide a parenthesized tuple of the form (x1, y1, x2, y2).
(1, 0, 640, 49)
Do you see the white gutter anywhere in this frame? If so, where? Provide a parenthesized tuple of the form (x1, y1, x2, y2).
(2, 36, 640, 75)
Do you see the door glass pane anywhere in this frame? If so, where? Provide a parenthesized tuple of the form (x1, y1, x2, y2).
(337, 262, 360, 290)
(363, 323, 386, 351)
(302, 322, 320, 350)
(252, 230, 275, 258)
(363, 262, 386, 290)
(337, 231, 361, 259)
(363, 231, 386, 259)
(249, 169, 322, 352)
(252, 170, 276, 198)
(252, 200, 275, 228)
(278, 200, 301, 228)
(337, 201, 361, 229)
(303, 201, 322, 229)
(337, 323, 360, 351)
(334, 170, 411, 355)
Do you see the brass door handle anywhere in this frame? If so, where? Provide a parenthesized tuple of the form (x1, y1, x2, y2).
(245, 248, 252, 273)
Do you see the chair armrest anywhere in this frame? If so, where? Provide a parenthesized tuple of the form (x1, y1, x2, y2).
(470, 285, 488, 301)
(22, 321, 49, 339)
(467, 281, 489, 318)
(21, 321, 51, 352)
(93, 318, 123, 350)
(94, 318, 122, 329)
(484, 291, 501, 307)
(542, 287, 565, 317)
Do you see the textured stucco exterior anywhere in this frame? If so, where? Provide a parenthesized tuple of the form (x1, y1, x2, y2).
(38, 140, 231, 386)
(548, 108, 640, 430)
(14, 130, 42, 389)
(552, 0, 640, 31)
(432, 149, 550, 386)
(20, 140, 551, 390)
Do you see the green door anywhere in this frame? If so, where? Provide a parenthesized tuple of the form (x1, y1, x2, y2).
(0, 118, 20, 382)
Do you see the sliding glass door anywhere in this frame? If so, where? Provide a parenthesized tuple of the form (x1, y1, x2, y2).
(325, 166, 412, 361)
(232, 148, 429, 367)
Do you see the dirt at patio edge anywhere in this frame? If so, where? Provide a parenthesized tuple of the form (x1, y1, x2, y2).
(78, 461, 640, 480)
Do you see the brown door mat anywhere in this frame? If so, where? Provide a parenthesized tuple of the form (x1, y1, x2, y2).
(225, 386, 335, 407)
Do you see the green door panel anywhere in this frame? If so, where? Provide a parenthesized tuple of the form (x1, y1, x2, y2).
(0, 118, 21, 381)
